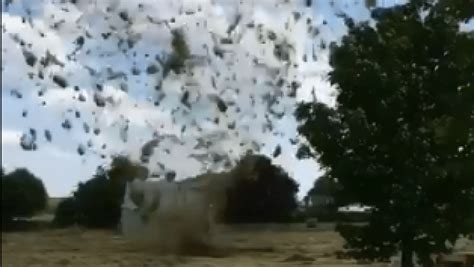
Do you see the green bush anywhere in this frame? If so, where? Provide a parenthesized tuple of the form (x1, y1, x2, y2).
(2, 168, 48, 228)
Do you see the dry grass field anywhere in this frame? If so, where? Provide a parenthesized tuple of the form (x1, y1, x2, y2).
(3, 223, 473, 267)
(2, 224, 390, 267)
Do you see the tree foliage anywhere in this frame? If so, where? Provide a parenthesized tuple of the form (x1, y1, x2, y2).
(224, 154, 299, 223)
(307, 174, 341, 198)
(296, 1, 474, 266)
(53, 197, 77, 227)
(53, 155, 148, 228)
(2, 168, 48, 226)
(305, 174, 341, 221)
(73, 173, 120, 228)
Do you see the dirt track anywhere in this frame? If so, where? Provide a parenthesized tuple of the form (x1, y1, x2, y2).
(1, 224, 392, 267)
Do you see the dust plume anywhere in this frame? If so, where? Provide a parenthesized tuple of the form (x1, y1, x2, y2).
(120, 155, 260, 256)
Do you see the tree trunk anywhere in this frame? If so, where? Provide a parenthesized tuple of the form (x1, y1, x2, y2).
(401, 248, 414, 267)
(401, 241, 414, 267)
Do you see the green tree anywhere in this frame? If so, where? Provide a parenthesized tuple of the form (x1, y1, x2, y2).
(305, 174, 341, 221)
(53, 155, 148, 228)
(224, 154, 299, 223)
(73, 172, 117, 228)
(307, 174, 340, 198)
(2, 168, 48, 227)
(53, 197, 77, 227)
(295, 1, 474, 267)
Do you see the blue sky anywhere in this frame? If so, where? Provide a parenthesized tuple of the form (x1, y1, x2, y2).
(1, 0, 408, 199)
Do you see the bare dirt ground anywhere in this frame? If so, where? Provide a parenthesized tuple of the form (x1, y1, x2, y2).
(1, 224, 392, 267)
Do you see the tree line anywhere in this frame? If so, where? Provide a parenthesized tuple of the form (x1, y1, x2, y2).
(2, 153, 301, 230)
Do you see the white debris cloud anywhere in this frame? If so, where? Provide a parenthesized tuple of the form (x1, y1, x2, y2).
(2, 0, 385, 197)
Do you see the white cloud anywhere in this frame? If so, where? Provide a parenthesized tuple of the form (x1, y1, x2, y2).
(1, 129, 22, 146)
